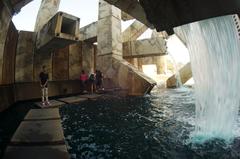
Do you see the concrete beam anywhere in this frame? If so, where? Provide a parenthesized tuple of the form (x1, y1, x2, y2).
(166, 62, 192, 88)
(121, 11, 133, 21)
(122, 20, 148, 42)
(79, 22, 97, 42)
(123, 37, 167, 58)
(103, 0, 153, 28)
(36, 12, 80, 53)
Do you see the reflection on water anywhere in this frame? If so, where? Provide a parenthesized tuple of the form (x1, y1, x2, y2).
(60, 88, 240, 159)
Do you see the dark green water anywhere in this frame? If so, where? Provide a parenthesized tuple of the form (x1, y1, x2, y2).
(60, 88, 240, 159)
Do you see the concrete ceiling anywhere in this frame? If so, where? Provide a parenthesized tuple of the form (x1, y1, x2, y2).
(139, 0, 240, 34)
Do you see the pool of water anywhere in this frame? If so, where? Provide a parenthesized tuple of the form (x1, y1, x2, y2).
(60, 88, 240, 159)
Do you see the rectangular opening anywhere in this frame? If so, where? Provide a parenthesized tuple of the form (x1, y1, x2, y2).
(61, 17, 76, 35)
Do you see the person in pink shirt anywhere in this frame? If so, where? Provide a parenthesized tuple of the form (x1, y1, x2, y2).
(80, 70, 88, 92)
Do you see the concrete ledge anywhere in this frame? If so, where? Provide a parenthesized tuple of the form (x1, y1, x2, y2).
(3, 145, 69, 159)
(58, 96, 88, 104)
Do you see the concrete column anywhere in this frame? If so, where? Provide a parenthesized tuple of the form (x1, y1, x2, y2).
(0, 2, 11, 84)
(34, 0, 61, 32)
(97, 0, 156, 95)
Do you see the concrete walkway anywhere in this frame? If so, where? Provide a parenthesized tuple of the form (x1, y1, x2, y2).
(3, 108, 70, 159)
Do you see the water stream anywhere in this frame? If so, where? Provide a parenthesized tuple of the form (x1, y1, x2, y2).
(177, 15, 240, 142)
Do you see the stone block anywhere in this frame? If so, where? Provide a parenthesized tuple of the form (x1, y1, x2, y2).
(36, 12, 80, 53)
(79, 22, 97, 42)
(58, 96, 88, 104)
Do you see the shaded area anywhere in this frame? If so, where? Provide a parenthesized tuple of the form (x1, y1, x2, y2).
(0, 102, 38, 158)
(60, 89, 240, 159)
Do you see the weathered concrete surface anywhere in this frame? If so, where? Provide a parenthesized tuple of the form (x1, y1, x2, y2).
(0, 2, 11, 85)
(15, 31, 36, 82)
(3, 145, 69, 159)
(103, 0, 152, 28)
(79, 22, 97, 42)
(122, 11, 133, 21)
(36, 12, 80, 53)
(2, 22, 18, 84)
(167, 62, 192, 88)
(122, 20, 148, 42)
(123, 37, 167, 58)
(82, 42, 96, 74)
(69, 42, 82, 80)
(52, 46, 69, 81)
(97, 0, 156, 95)
(24, 109, 60, 120)
(34, 0, 60, 32)
(152, 30, 168, 39)
(14, 81, 82, 101)
(11, 120, 64, 143)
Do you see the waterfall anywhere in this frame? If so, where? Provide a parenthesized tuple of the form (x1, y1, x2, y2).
(177, 15, 240, 142)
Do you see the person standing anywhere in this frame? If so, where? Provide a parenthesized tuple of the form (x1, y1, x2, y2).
(39, 65, 50, 106)
(88, 72, 95, 94)
(80, 70, 88, 92)
(95, 70, 103, 91)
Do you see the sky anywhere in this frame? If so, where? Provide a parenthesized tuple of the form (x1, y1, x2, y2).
(12, 0, 189, 65)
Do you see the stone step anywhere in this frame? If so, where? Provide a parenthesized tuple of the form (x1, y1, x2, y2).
(10, 120, 65, 144)
(3, 145, 69, 159)
(24, 108, 60, 121)
(34, 100, 65, 109)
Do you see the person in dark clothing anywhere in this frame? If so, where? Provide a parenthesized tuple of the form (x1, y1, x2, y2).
(95, 70, 103, 91)
(88, 72, 95, 94)
(39, 65, 50, 106)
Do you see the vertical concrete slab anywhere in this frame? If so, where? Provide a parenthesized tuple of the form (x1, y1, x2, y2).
(2, 22, 18, 84)
(69, 42, 82, 80)
(0, 2, 11, 85)
(15, 31, 36, 83)
(34, 0, 61, 32)
(52, 46, 69, 81)
(82, 42, 95, 74)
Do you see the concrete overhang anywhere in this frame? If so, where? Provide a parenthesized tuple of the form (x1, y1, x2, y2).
(36, 12, 80, 53)
(139, 0, 240, 34)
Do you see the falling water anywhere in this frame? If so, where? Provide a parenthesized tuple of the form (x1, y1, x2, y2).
(177, 15, 240, 142)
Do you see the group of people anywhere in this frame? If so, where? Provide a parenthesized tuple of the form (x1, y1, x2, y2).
(39, 65, 104, 107)
(80, 70, 104, 93)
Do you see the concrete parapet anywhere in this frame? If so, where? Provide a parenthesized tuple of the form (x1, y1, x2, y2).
(123, 37, 167, 58)
(36, 12, 80, 53)
(166, 62, 192, 88)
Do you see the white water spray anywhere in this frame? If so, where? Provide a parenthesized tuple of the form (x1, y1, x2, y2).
(177, 15, 240, 142)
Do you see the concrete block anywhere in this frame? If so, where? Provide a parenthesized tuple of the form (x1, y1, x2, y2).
(79, 22, 97, 42)
(36, 12, 80, 53)
(58, 96, 88, 104)
(24, 109, 60, 120)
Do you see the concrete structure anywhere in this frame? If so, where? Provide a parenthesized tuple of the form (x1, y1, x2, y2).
(36, 12, 80, 53)
(97, 0, 156, 95)
(79, 22, 97, 42)
(121, 11, 133, 21)
(34, 0, 61, 32)
(122, 20, 148, 42)
(123, 37, 167, 58)
(166, 62, 192, 88)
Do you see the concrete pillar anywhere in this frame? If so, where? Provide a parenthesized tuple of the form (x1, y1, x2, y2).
(34, 0, 61, 32)
(0, 2, 11, 84)
(97, 0, 156, 95)
(97, 0, 122, 58)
